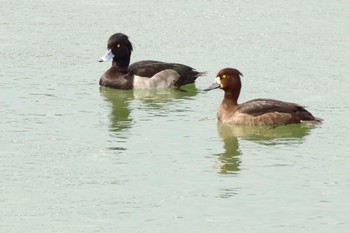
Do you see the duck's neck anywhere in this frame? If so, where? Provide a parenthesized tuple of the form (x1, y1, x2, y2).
(112, 57, 130, 74)
(223, 91, 240, 106)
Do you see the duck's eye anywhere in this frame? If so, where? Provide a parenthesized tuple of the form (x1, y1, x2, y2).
(116, 44, 120, 48)
(221, 74, 227, 79)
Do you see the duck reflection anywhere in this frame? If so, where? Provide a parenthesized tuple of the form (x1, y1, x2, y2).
(100, 87, 134, 133)
(133, 84, 199, 102)
(217, 133, 242, 174)
(216, 123, 315, 174)
(100, 85, 199, 149)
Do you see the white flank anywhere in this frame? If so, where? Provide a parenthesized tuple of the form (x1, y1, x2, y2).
(133, 69, 180, 89)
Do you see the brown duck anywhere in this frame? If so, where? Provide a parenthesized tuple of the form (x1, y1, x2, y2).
(205, 68, 322, 126)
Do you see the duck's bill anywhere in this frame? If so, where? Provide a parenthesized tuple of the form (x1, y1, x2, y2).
(204, 82, 220, 91)
(99, 49, 114, 62)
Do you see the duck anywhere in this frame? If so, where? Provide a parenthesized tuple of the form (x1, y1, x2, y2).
(204, 68, 323, 126)
(99, 33, 205, 89)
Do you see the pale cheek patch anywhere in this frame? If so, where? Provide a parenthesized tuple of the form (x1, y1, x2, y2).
(215, 77, 222, 87)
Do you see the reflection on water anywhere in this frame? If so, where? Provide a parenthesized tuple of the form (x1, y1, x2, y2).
(100, 88, 134, 151)
(217, 135, 242, 174)
(100, 87, 134, 133)
(133, 85, 199, 104)
(100, 85, 199, 129)
(100, 85, 199, 150)
(216, 123, 316, 174)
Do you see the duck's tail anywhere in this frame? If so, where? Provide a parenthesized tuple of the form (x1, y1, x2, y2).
(175, 68, 206, 87)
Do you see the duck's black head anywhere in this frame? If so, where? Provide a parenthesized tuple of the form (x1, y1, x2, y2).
(107, 33, 133, 53)
(99, 33, 133, 71)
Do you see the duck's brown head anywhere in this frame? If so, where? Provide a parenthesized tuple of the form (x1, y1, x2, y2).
(204, 68, 243, 102)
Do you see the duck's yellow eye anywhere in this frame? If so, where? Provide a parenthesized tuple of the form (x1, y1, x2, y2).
(221, 74, 227, 79)
(116, 44, 120, 48)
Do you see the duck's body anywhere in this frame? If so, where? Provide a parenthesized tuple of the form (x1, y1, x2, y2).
(218, 98, 321, 126)
(99, 33, 204, 89)
(205, 68, 322, 126)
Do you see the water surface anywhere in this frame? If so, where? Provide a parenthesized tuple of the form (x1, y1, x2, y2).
(1, 0, 350, 232)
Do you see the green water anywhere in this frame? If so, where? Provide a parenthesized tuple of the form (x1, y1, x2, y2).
(1, 0, 349, 232)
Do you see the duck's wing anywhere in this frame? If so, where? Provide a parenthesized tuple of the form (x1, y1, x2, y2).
(238, 99, 303, 116)
(128, 60, 175, 77)
(238, 98, 321, 122)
